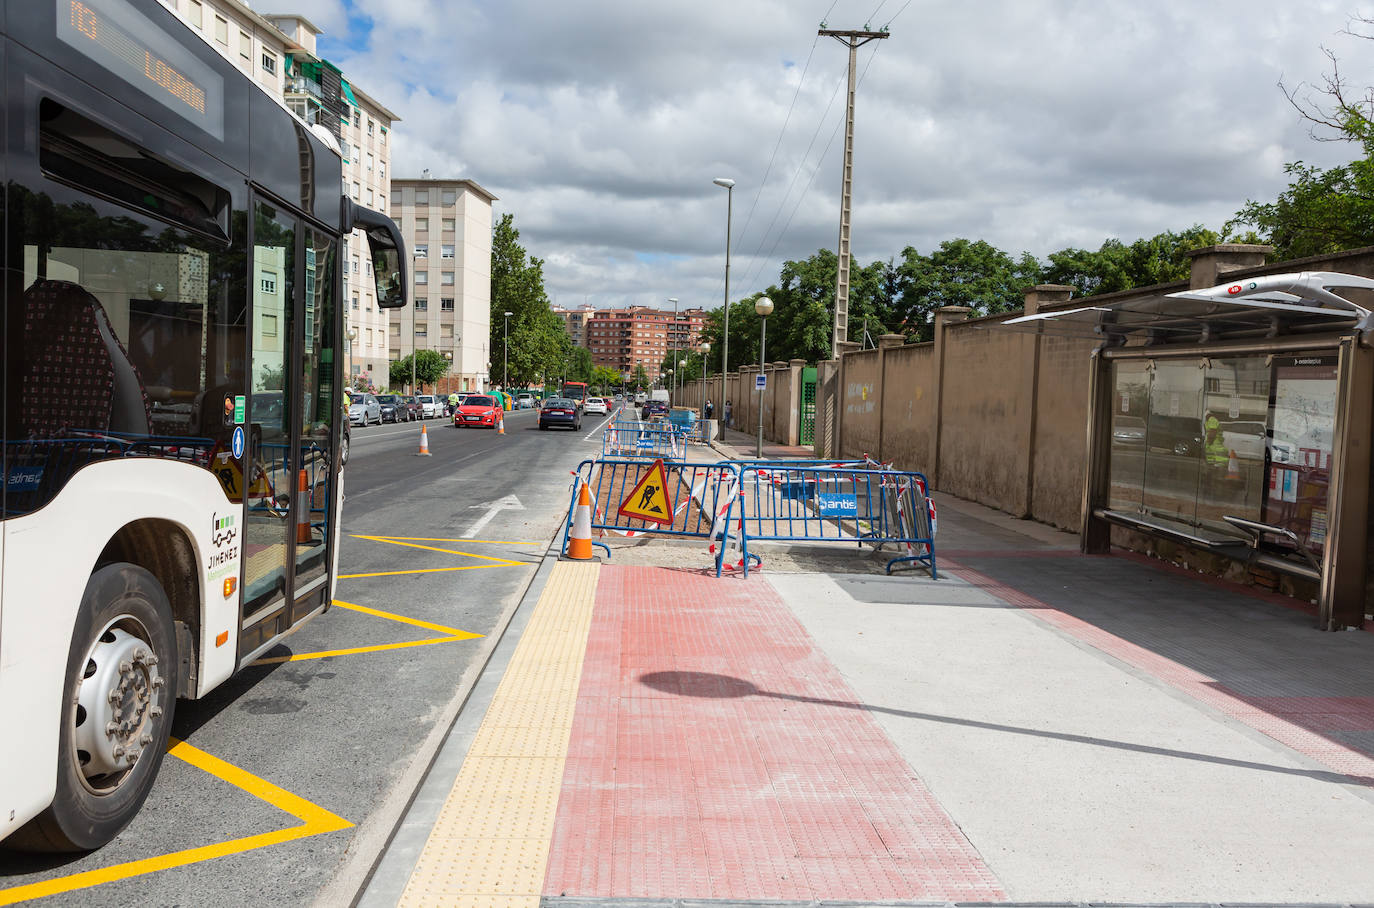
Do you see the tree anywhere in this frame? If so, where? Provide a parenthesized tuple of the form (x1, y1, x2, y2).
(1227, 17, 1374, 257)
(1042, 226, 1218, 297)
(490, 213, 568, 387)
(895, 239, 1042, 341)
(390, 349, 451, 391)
(631, 364, 649, 391)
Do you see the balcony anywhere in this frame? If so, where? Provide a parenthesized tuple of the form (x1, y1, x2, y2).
(284, 76, 325, 101)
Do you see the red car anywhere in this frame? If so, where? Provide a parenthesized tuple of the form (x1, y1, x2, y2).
(454, 394, 502, 428)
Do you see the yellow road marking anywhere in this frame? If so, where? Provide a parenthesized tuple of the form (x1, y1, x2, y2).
(350, 534, 524, 565)
(249, 600, 482, 666)
(340, 564, 518, 579)
(0, 739, 350, 906)
(351, 535, 534, 545)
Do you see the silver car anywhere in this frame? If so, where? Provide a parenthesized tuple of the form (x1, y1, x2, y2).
(348, 393, 381, 426)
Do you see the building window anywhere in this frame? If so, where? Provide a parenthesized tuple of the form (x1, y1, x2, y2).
(261, 52, 277, 76)
(187, 0, 202, 28)
(416, 190, 429, 205)
(441, 272, 454, 286)
(441, 245, 454, 259)
(366, 188, 374, 205)
(352, 257, 359, 274)
(416, 326, 427, 337)
(390, 323, 401, 335)
(441, 298, 455, 311)
(366, 152, 374, 173)
(416, 217, 428, 232)
(441, 325, 454, 338)
(414, 244, 428, 258)
(340, 138, 350, 160)
(379, 193, 385, 208)
(214, 15, 228, 43)
(352, 294, 360, 310)
(415, 272, 428, 285)
(442, 217, 456, 231)
(379, 162, 385, 180)
(262, 314, 277, 336)
(367, 119, 375, 136)
(259, 272, 276, 294)
(415, 298, 428, 311)
(239, 31, 251, 65)
(352, 181, 360, 200)
(442, 190, 457, 206)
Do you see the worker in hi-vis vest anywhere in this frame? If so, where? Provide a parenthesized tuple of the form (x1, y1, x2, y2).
(1204, 411, 1228, 467)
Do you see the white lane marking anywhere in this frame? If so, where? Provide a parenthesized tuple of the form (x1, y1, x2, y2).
(463, 494, 525, 538)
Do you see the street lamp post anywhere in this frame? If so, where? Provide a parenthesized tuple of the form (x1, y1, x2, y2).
(503, 310, 513, 391)
(713, 177, 734, 423)
(754, 296, 773, 457)
(347, 327, 358, 388)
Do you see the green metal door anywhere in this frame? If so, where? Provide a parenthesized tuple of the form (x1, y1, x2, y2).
(800, 366, 817, 445)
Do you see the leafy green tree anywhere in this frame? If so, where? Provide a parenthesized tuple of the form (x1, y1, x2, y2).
(895, 239, 1042, 341)
(390, 349, 451, 391)
(1042, 226, 1218, 297)
(490, 213, 568, 387)
(631, 364, 649, 391)
(590, 365, 621, 394)
(1227, 19, 1374, 257)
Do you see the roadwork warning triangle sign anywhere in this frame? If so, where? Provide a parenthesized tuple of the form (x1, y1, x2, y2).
(617, 458, 675, 525)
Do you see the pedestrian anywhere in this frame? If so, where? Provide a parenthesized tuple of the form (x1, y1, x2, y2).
(704, 399, 714, 419)
(724, 399, 732, 428)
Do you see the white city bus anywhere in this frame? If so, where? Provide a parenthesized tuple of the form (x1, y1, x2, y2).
(0, 0, 406, 850)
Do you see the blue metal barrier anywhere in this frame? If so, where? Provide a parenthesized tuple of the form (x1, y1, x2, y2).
(600, 421, 688, 460)
(733, 463, 936, 578)
(560, 457, 742, 574)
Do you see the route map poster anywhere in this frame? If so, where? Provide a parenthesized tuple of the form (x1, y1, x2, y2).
(1265, 354, 1338, 553)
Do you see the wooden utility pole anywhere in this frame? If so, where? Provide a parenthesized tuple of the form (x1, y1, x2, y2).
(820, 26, 888, 358)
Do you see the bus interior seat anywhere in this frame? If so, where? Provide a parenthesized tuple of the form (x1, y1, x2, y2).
(22, 279, 152, 438)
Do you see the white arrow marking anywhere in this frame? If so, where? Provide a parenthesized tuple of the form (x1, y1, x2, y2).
(463, 494, 525, 538)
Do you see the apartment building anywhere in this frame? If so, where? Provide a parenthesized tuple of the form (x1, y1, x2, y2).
(552, 304, 598, 348)
(161, 0, 400, 388)
(390, 177, 498, 392)
(585, 307, 706, 377)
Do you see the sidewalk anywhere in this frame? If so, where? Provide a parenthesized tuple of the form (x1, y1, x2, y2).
(356, 446, 1374, 907)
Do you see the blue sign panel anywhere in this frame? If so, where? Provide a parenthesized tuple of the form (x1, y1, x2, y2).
(231, 425, 246, 460)
(817, 492, 858, 517)
(636, 437, 655, 448)
(6, 465, 43, 492)
(755, 373, 767, 390)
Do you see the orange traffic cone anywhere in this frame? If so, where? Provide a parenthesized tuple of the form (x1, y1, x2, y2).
(564, 480, 595, 560)
(498, 414, 505, 435)
(295, 470, 312, 544)
(1227, 449, 1241, 481)
(416, 425, 432, 456)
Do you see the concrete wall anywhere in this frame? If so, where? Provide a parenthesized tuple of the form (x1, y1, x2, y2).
(878, 341, 936, 475)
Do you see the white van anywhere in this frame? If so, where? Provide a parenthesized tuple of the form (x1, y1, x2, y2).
(416, 394, 441, 418)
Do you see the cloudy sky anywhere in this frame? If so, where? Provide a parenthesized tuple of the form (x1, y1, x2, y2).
(286, 0, 1371, 311)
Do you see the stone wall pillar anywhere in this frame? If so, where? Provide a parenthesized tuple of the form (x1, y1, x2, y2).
(874, 334, 904, 462)
(1018, 285, 1074, 515)
(931, 307, 971, 489)
(1186, 243, 1274, 289)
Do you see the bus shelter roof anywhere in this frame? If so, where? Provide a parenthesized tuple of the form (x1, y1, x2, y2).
(994, 271, 1374, 343)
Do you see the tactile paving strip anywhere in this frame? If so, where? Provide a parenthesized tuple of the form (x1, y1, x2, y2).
(399, 561, 599, 908)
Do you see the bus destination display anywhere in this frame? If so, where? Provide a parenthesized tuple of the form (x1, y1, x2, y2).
(58, 0, 224, 140)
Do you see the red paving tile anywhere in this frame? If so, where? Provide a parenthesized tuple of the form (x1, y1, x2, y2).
(541, 564, 1006, 902)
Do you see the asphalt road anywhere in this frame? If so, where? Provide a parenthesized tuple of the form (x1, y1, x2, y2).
(0, 405, 613, 907)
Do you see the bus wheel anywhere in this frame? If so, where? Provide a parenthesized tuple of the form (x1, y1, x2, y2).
(10, 564, 178, 852)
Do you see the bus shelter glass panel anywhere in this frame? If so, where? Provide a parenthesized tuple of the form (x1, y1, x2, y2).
(1108, 361, 1149, 513)
(244, 201, 296, 616)
(1142, 360, 1203, 527)
(4, 121, 246, 519)
(1197, 357, 1271, 530)
(1265, 354, 1338, 554)
(295, 229, 338, 587)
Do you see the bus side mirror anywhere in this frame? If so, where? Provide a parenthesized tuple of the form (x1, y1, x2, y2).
(345, 200, 408, 309)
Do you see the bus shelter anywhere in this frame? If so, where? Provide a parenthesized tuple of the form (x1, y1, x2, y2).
(1001, 272, 1374, 630)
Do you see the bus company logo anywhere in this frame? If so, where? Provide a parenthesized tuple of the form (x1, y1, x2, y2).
(211, 514, 237, 548)
(5, 465, 43, 492)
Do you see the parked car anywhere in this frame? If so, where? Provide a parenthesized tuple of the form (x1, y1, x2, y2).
(539, 398, 582, 430)
(416, 394, 442, 418)
(641, 399, 668, 420)
(348, 393, 381, 426)
(1111, 415, 1146, 449)
(1220, 420, 1268, 461)
(401, 396, 423, 421)
(1147, 414, 1204, 457)
(516, 393, 535, 409)
(376, 393, 405, 423)
(584, 397, 608, 416)
(454, 394, 503, 428)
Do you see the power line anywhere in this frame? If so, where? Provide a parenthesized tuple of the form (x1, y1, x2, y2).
(735, 61, 850, 293)
(883, 0, 914, 27)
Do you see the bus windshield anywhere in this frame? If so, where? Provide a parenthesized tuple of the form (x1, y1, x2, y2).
(562, 382, 588, 405)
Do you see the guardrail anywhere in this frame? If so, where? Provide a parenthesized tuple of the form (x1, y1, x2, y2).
(561, 457, 742, 574)
(732, 463, 937, 578)
(600, 420, 687, 460)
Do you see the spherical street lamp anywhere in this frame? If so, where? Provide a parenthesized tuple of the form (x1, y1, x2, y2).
(754, 296, 773, 457)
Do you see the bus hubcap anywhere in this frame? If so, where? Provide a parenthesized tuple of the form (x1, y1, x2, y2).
(74, 623, 165, 790)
